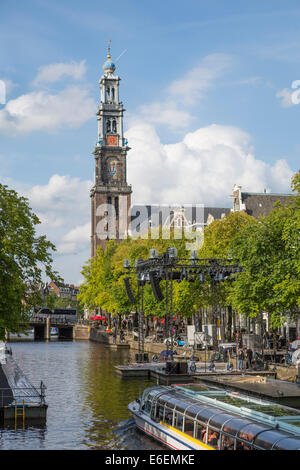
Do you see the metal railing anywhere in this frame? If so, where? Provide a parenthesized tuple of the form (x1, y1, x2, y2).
(0, 381, 46, 408)
(30, 315, 77, 325)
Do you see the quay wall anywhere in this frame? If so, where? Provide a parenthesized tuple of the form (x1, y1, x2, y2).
(89, 328, 109, 344)
(73, 325, 91, 340)
(86, 327, 217, 358)
(275, 364, 298, 382)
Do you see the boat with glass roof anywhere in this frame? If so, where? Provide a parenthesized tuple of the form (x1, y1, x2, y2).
(128, 383, 300, 450)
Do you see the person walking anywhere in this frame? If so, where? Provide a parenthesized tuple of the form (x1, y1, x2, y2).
(238, 347, 245, 370)
(112, 326, 117, 345)
(245, 347, 253, 369)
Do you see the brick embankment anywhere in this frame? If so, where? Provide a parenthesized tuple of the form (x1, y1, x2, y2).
(73, 325, 91, 340)
(86, 327, 220, 359)
(89, 327, 109, 343)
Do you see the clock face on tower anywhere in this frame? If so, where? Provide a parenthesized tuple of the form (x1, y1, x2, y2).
(107, 135, 118, 146)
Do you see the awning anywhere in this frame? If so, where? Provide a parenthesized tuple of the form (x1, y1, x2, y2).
(90, 316, 106, 320)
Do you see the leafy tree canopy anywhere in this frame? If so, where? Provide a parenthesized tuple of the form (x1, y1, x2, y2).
(0, 184, 60, 339)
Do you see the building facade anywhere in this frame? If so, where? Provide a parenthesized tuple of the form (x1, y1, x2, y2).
(48, 281, 79, 301)
(231, 184, 293, 218)
(90, 45, 132, 256)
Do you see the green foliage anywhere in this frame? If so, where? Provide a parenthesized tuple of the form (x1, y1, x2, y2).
(79, 172, 300, 329)
(0, 184, 60, 339)
(229, 171, 300, 327)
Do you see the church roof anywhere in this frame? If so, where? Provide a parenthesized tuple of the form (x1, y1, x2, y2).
(240, 192, 293, 218)
(130, 205, 231, 228)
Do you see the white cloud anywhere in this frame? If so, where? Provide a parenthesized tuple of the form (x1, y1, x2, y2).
(276, 88, 296, 108)
(126, 122, 294, 207)
(0, 86, 96, 134)
(24, 174, 93, 255)
(138, 100, 192, 130)
(57, 222, 90, 254)
(33, 60, 86, 85)
(136, 53, 233, 130)
(167, 53, 234, 106)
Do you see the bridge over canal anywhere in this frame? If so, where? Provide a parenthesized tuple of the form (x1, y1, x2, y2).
(8, 308, 90, 341)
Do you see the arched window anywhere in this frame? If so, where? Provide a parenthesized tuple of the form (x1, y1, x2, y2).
(112, 119, 117, 133)
(112, 87, 115, 101)
(106, 119, 111, 133)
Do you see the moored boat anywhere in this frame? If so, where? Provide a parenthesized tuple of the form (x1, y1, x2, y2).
(128, 383, 300, 450)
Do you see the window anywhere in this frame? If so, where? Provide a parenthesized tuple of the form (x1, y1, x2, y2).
(112, 119, 117, 133)
(273, 437, 300, 450)
(207, 429, 220, 449)
(223, 418, 251, 437)
(106, 119, 111, 133)
(156, 405, 164, 422)
(235, 440, 251, 450)
(184, 418, 194, 437)
(254, 430, 291, 450)
(164, 407, 173, 426)
(221, 435, 235, 451)
(112, 88, 115, 100)
(144, 399, 151, 415)
(115, 197, 119, 217)
(237, 423, 267, 443)
(196, 423, 206, 443)
(174, 412, 183, 431)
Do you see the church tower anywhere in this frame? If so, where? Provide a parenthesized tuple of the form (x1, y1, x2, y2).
(91, 42, 132, 256)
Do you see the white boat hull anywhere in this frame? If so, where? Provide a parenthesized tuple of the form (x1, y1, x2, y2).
(128, 402, 213, 451)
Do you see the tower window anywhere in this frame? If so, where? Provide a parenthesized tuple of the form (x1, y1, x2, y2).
(106, 119, 111, 133)
(112, 119, 117, 133)
(115, 196, 119, 217)
(112, 88, 115, 101)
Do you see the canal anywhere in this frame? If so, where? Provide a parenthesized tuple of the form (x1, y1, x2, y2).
(1, 339, 163, 450)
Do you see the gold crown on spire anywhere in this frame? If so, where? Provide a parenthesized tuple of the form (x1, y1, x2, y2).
(102, 39, 115, 74)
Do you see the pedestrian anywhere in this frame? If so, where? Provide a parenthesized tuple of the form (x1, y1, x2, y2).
(120, 329, 125, 342)
(238, 348, 245, 370)
(112, 326, 117, 344)
(245, 347, 253, 369)
(278, 334, 285, 350)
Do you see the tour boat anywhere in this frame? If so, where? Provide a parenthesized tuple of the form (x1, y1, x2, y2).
(128, 383, 300, 450)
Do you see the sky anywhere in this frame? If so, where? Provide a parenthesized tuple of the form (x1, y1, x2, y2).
(0, 0, 299, 284)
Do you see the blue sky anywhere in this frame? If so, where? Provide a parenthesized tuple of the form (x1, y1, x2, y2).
(0, 0, 299, 283)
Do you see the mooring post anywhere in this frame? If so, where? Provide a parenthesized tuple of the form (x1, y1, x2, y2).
(45, 317, 50, 340)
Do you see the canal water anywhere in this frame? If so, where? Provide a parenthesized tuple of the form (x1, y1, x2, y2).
(1, 339, 163, 450)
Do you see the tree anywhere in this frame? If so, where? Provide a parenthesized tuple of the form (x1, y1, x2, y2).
(0, 184, 60, 339)
(229, 171, 300, 329)
(196, 212, 255, 339)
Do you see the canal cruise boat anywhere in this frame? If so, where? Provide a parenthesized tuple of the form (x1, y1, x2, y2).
(128, 384, 300, 450)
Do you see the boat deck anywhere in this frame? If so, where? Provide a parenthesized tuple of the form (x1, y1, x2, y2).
(115, 361, 276, 384)
(199, 374, 300, 408)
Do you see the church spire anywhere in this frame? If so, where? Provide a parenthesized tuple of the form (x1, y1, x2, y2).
(102, 39, 116, 76)
(90, 43, 132, 255)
